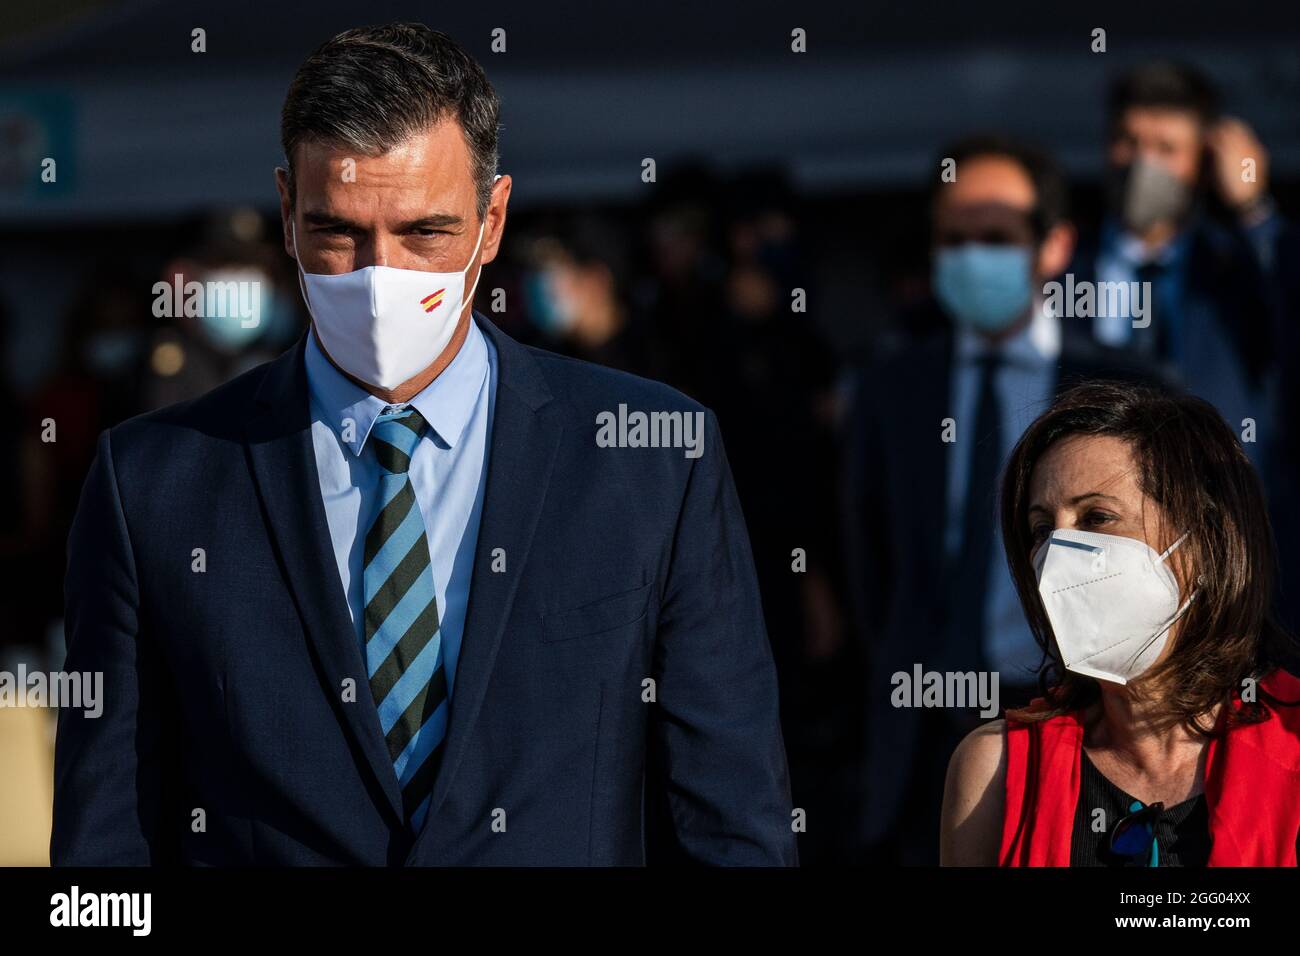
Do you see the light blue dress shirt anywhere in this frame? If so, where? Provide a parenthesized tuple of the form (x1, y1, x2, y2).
(946, 303, 1060, 682)
(1092, 220, 1190, 358)
(304, 321, 498, 702)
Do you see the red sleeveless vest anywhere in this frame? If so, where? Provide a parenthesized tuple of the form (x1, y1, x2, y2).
(1000, 669, 1300, 866)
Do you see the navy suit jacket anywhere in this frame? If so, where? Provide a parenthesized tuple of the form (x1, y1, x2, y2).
(51, 313, 796, 866)
(1065, 219, 1278, 473)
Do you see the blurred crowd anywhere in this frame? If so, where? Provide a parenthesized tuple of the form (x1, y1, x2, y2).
(2, 60, 1299, 865)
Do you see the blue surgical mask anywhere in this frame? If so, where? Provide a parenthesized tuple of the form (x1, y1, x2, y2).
(198, 268, 273, 353)
(933, 243, 1034, 333)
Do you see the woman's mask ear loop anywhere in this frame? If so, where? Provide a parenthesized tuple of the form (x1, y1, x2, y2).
(1157, 531, 1191, 563)
(1163, 532, 1201, 650)
(1158, 531, 1203, 595)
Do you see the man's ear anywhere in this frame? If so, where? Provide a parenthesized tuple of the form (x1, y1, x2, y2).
(480, 173, 511, 267)
(1036, 221, 1076, 280)
(275, 167, 295, 260)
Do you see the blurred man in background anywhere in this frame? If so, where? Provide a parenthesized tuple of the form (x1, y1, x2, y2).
(1071, 60, 1300, 630)
(24, 268, 152, 657)
(519, 213, 649, 373)
(843, 135, 1165, 864)
(1070, 62, 1283, 472)
(141, 210, 303, 410)
(709, 174, 849, 862)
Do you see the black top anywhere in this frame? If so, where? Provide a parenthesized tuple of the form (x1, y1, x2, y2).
(1070, 750, 1211, 867)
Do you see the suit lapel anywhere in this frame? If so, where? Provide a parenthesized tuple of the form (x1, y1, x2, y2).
(918, 333, 954, 566)
(244, 337, 405, 823)
(410, 315, 564, 856)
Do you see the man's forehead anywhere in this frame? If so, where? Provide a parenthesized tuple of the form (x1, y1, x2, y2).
(292, 124, 472, 185)
(292, 131, 474, 221)
(940, 157, 1036, 208)
(1118, 107, 1203, 137)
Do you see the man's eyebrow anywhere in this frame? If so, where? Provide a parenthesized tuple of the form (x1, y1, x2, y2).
(302, 210, 355, 227)
(396, 213, 465, 230)
(300, 211, 466, 230)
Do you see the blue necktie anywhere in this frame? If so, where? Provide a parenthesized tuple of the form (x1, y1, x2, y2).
(363, 407, 447, 831)
(947, 353, 1001, 672)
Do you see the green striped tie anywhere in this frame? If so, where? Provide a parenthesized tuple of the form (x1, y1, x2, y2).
(363, 406, 447, 830)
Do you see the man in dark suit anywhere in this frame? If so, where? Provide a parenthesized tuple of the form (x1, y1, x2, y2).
(843, 136, 1164, 865)
(51, 23, 795, 866)
(1067, 62, 1283, 474)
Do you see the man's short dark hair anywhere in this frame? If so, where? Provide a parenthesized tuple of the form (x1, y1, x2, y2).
(281, 23, 500, 218)
(930, 134, 1069, 239)
(1107, 60, 1221, 129)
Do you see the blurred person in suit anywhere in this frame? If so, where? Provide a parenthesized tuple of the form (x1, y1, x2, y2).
(0, 297, 33, 652)
(634, 165, 733, 409)
(1069, 62, 1283, 474)
(1268, 224, 1300, 643)
(713, 172, 850, 861)
(843, 134, 1166, 865)
(22, 269, 152, 655)
(141, 209, 303, 410)
(52, 23, 794, 866)
(518, 214, 652, 374)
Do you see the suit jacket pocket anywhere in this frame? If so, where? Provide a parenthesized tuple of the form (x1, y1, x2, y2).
(541, 581, 653, 643)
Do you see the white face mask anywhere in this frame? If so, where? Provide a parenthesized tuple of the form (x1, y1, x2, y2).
(1033, 528, 1196, 685)
(292, 205, 489, 390)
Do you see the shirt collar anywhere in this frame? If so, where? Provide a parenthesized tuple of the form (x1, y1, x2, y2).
(1101, 216, 1189, 269)
(305, 319, 490, 457)
(955, 298, 1060, 367)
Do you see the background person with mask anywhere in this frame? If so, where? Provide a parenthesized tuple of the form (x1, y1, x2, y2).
(1070, 62, 1282, 474)
(518, 214, 649, 374)
(141, 210, 303, 411)
(942, 381, 1300, 866)
(843, 134, 1164, 865)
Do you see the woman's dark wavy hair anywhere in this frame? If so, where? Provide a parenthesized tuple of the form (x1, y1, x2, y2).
(1002, 380, 1297, 732)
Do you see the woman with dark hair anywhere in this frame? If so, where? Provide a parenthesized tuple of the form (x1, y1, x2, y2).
(940, 380, 1300, 866)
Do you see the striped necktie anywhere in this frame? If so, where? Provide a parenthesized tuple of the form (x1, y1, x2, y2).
(363, 406, 448, 831)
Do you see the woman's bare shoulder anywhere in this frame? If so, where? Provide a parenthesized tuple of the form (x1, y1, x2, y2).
(953, 719, 1008, 772)
(940, 719, 1008, 866)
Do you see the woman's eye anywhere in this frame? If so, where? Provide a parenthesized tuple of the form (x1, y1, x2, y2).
(1030, 524, 1050, 543)
(1083, 510, 1115, 528)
